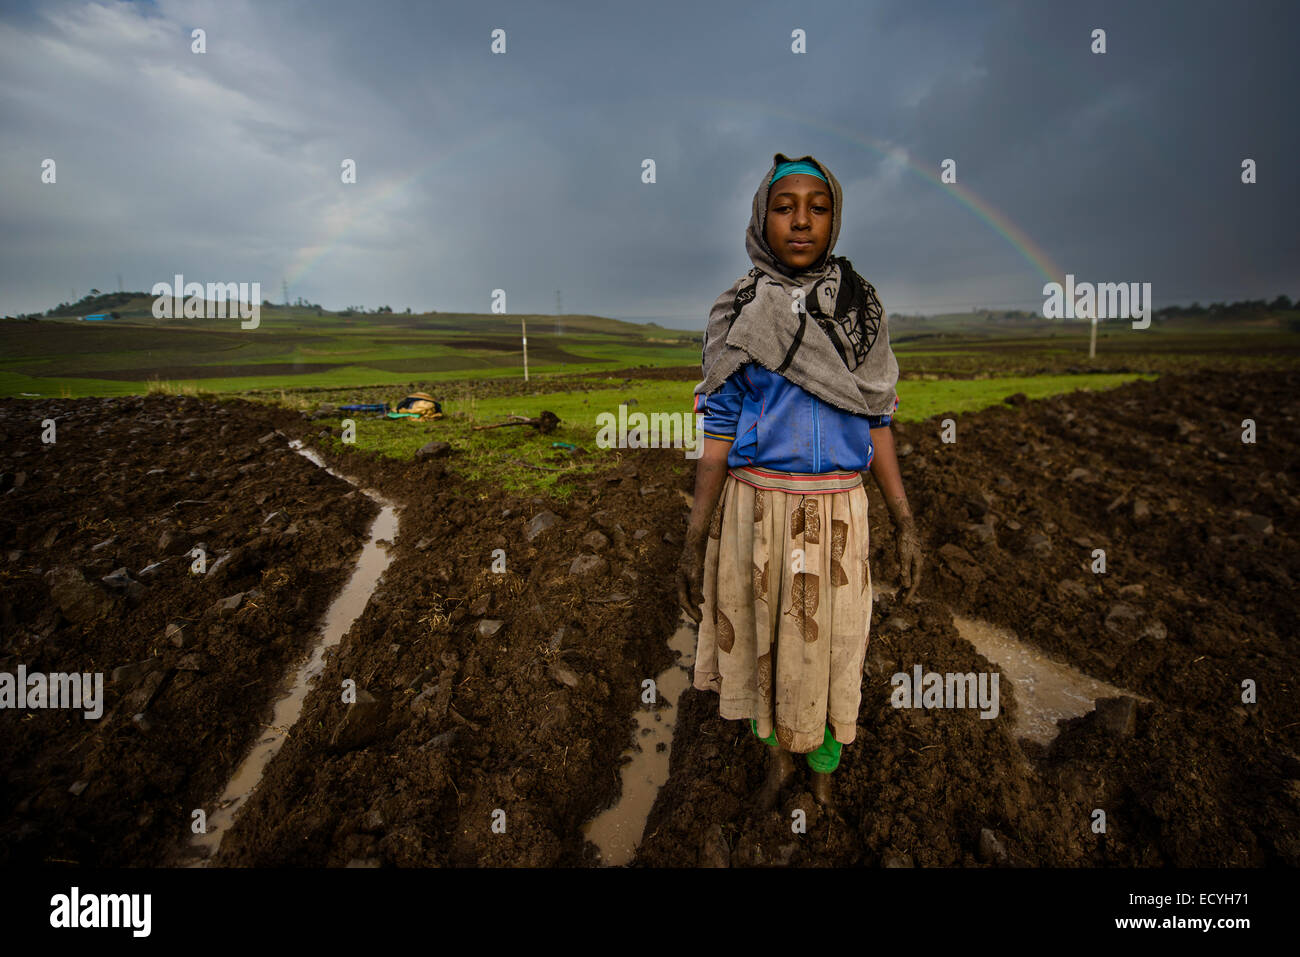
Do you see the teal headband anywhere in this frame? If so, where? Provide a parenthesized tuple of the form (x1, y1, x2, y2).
(770, 160, 827, 186)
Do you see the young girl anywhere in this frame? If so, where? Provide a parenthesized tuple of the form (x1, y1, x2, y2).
(677, 153, 923, 809)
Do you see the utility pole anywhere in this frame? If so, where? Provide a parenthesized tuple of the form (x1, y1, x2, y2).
(555, 289, 563, 335)
(521, 317, 529, 382)
(117, 273, 123, 293)
(282, 279, 289, 307)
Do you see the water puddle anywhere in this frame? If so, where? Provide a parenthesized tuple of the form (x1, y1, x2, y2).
(186, 440, 399, 864)
(873, 579, 1149, 746)
(949, 613, 1150, 747)
(583, 614, 697, 866)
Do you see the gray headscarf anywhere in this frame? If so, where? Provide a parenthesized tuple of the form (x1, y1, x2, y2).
(695, 152, 898, 417)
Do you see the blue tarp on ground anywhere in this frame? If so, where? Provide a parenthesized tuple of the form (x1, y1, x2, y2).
(81, 314, 115, 321)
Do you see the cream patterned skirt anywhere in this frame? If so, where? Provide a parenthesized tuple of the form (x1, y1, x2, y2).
(694, 466, 874, 754)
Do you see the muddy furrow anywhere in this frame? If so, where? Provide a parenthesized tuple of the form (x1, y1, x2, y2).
(208, 435, 689, 866)
(0, 395, 378, 866)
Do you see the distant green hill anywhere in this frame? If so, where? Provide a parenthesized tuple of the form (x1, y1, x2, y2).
(22, 291, 687, 338)
(0, 292, 702, 398)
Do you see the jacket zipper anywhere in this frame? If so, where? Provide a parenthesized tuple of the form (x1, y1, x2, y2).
(811, 395, 820, 472)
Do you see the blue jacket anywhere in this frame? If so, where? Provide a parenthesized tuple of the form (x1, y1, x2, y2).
(694, 362, 896, 473)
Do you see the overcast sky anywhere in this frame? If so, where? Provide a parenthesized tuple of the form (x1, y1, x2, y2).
(2, 0, 1296, 327)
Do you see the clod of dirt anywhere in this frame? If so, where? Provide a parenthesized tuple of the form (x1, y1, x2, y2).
(978, 828, 1008, 864)
(415, 441, 452, 461)
(44, 565, 115, 623)
(569, 554, 608, 576)
(550, 663, 580, 688)
(1093, 696, 1139, 737)
(122, 670, 167, 712)
(110, 657, 162, 685)
(164, 620, 194, 648)
(329, 689, 389, 753)
(210, 592, 246, 617)
(1103, 602, 1140, 636)
(101, 567, 144, 598)
(526, 510, 559, 541)
(698, 824, 730, 868)
(1242, 514, 1274, 536)
(137, 560, 170, 580)
(176, 653, 209, 672)
(1025, 532, 1052, 557)
(475, 619, 504, 638)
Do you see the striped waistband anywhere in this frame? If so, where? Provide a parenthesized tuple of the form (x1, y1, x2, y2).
(728, 465, 863, 494)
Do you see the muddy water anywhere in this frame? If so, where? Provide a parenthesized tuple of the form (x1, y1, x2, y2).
(583, 615, 698, 866)
(948, 613, 1151, 747)
(873, 577, 1151, 746)
(187, 440, 399, 863)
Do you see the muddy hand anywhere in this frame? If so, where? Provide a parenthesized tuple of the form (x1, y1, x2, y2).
(897, 520, 923, 604)
(677, 533, 708, 623)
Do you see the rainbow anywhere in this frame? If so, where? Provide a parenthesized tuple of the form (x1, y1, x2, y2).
(670, 94, 1066, 290)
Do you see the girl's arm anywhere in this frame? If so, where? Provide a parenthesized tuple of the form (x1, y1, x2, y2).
(686, 437, 731, 539)
(678, 437, 731, 622)
(866, 424, 924, 602)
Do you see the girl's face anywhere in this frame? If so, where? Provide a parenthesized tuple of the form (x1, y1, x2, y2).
(764, 173, 832, 270)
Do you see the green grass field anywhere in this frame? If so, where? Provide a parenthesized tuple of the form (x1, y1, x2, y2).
(5, 293, 1296, 495)
(300, 371, 1156, 498)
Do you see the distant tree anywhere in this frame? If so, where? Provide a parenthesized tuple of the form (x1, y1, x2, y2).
(405, 306, 411, 314)
(1272, 295, 1294, 311)
(90, 288, 101, 296)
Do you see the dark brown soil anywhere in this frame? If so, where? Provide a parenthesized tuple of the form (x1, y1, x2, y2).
(207, 440, 687, 866)
(2, 369, 1297, 868)
(636, 370, 1300, 866)
(0, 395, 378, 865)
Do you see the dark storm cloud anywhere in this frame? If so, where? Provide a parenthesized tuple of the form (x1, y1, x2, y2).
(0, 0, 1294, 325)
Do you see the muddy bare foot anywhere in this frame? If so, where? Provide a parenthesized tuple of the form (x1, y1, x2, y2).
(755, 748, 795, 812)
(810, 770, 833, 807)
